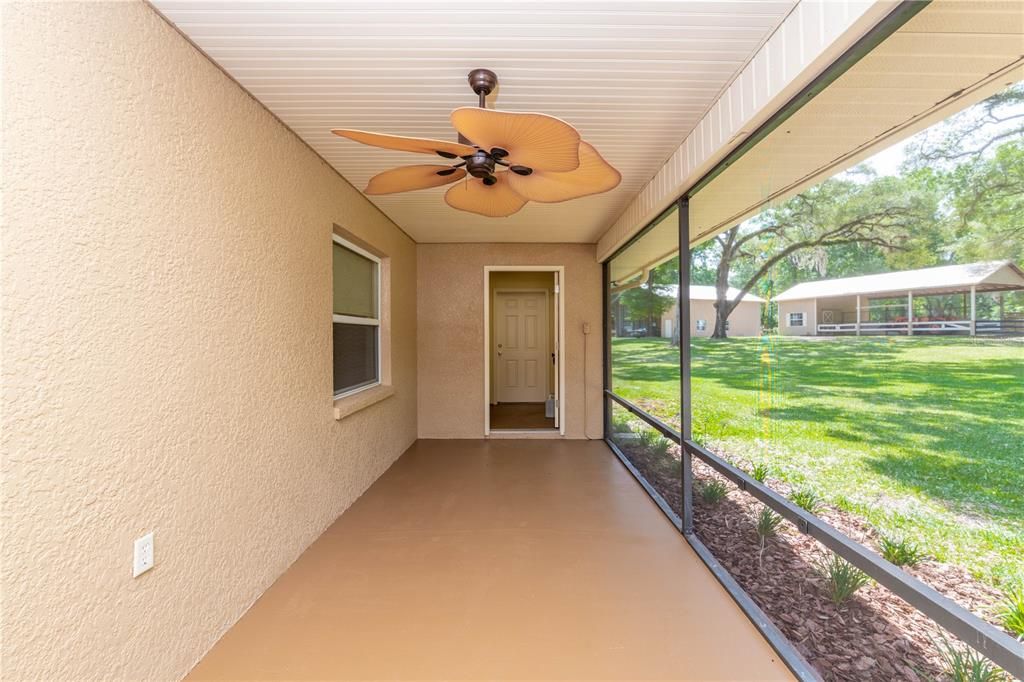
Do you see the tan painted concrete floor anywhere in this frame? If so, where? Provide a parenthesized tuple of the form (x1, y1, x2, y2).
(187, 440, 792, 681)
(490, 402, 556, 430)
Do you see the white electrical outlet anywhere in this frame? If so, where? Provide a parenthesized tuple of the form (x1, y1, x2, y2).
(133, 532, 154, 577)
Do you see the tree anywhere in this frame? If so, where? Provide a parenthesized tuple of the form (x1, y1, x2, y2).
(947, 141, 1024, 263)
(706, 173, 937, 338)
(904, 83, 1024, 262)
(905, 83, 1024, 169)
(611, 260, 676, 337)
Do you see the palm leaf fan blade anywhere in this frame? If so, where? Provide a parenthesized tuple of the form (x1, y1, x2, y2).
(506, 142, 620, 203)
(444, 172, 526, 217)
(364, 165, 466, 195)
(331, 129, 475, 159)
(449, 108, 581, 172)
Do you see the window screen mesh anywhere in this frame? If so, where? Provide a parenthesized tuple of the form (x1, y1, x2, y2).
(333, 323, 377, 394)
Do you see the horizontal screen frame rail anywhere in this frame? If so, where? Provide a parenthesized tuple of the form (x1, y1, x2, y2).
(683, 438, 1024, 677)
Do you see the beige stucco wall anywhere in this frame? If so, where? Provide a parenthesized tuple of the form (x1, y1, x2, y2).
(661, 300, 763, 337)
(778, 300, 816, 336)
(2, 3, 416, 680)
(418, 244, 602, 439)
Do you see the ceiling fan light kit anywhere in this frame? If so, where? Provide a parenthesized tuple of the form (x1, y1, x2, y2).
(330, 68, 620, 217)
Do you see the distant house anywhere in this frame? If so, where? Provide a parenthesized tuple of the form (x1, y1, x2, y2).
(774, 261, 1024, 337)
(660, 285, 765, 338)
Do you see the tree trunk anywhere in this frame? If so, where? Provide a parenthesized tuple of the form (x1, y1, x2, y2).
(711, 303, 730, 339)
(711, 253, 733, 339)
(670, 299, 682, 346)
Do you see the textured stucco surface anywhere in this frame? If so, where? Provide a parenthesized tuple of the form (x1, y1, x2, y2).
(663, 300, 763, 338)
(1, 3, 416, 679)
(417, 244, 602, 439)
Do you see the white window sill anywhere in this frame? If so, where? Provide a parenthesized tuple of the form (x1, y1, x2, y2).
(334, 384, 394, 421)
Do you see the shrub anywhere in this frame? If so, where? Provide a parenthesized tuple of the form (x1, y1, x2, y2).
(751, 462, 769, 483)
(700, 479, 728, 504)
(755, 507, 782, 540)
(935, 636, 1007, 682)
(755, 507, 782, 569)
(879, 534, 926, 567)
(996, 583, 1024, 638)
(817, 553, 871, 605)
(638, 429, 672, 456)
(790, 488, 823, 515)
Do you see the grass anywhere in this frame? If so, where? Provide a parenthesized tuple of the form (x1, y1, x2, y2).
(611, 336, 1024, 587)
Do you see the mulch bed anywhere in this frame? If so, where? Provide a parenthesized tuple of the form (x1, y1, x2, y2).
(613, 437, 1017, 681)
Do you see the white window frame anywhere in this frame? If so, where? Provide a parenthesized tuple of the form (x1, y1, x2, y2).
(788, 312, 805, 328)
(332, 234, 381, 399)
(696, 319, 707, 332)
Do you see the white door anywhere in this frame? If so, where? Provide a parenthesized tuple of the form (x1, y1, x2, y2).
(495, 291, 548, 403)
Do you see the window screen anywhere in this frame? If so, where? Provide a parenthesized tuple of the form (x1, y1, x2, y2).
(332, 236, 381, 397)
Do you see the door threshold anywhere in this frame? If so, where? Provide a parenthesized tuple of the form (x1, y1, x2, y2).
(487, 430, 565, 440)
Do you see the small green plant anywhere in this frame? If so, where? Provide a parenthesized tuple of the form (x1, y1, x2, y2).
(755, 507, 782, 540)
(995, 583, 1024, 638)
(751, 462, 769, 483)
(790, 488, 823, 515)
(638, 429, 671, 456)
(879, 534, 926, 567)
(817, 553, 871, 605)
(934, 635, 1007, 682)
(755, 507, 782, 569)
(700, 479, 728, 504)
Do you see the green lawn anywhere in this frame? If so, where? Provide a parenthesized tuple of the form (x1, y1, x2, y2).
(611, 336, 1024, 587)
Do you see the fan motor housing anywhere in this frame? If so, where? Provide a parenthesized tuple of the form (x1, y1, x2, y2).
(466, 150, 496, 179)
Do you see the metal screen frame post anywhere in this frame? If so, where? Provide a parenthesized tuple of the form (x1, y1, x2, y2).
(678, 198, 694, 534)
(602, 261, 612, 440)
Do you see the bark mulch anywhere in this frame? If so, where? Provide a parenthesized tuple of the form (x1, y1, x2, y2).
(613, 438, 1017, 682)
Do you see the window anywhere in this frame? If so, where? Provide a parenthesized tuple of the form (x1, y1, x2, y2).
(787, 312, 805, 327)
(696, 319, 707, 332)
(333, 235, 380, 397)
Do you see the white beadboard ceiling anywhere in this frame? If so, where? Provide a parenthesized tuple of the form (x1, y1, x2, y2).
(150, 0, 796, 243)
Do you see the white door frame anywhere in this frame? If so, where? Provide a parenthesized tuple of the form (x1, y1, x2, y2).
(484, 266, 565, 436)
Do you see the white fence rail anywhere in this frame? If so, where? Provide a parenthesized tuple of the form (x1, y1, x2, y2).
(816, 319, 1022, 335)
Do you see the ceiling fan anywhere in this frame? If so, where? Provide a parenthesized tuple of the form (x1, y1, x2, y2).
(330, 69, 621, 218)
